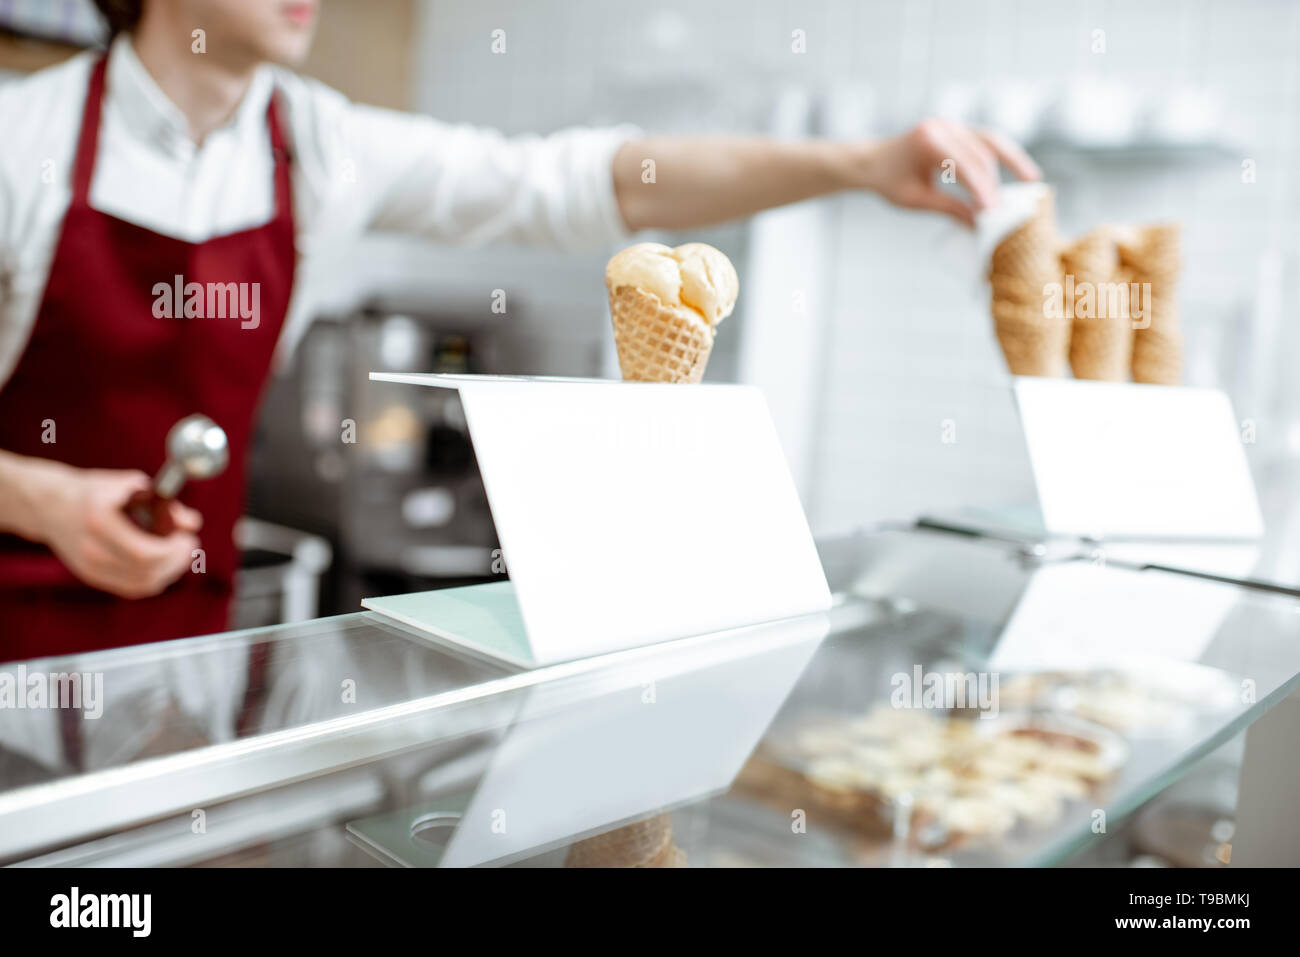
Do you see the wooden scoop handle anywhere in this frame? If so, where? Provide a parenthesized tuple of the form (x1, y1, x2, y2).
(123, 488, 176, 536)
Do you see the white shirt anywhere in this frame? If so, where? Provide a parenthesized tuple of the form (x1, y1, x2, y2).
(0, 35, 637, 386)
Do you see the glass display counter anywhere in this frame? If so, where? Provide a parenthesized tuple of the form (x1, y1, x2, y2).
(2, 528, 1297, 867)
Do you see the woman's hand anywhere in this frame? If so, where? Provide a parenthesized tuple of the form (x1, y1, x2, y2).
(855, 118, 1043, 227)
(0, 454, 201, 598)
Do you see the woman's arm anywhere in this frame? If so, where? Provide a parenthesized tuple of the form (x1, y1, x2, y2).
(612, 119, 1042, 231)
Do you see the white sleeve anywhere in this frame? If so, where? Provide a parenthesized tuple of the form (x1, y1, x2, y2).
(285, 74, 638, 251)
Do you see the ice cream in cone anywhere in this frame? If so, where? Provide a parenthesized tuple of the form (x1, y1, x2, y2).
(605, 242, 739, 383)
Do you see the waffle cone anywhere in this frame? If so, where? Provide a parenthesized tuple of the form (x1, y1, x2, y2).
(993, 301, 1072, 377)
(990, 274, 1048, 307)
(1062, 227, 1119, 279)
(1119, 224, 1182, 384)
(990, 193, 1060, 279)
(1131, 324, 1183, 384)
(1117, 223, 1180, 283)
(989, 192, 1069, 376)
(1064, 229, 1131, 381)
(565, 812, 685, 868)
(608, 285, 714, 383)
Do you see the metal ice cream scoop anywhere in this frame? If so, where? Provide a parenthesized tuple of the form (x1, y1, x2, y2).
(154, 415, 228, 497)
(125, 414, 229, 534)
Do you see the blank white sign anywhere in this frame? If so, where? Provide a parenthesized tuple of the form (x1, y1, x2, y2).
(1013, 377, 1264, 540)
(989, 562, 1238, 673)
(371, 374, 831, 665)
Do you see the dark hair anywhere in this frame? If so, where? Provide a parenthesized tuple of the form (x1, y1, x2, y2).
(92, 0, 144, 36)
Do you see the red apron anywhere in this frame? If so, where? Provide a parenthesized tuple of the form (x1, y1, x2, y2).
(0, 55, 295, 663)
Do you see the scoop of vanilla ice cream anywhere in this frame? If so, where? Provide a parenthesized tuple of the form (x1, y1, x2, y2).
(605, 242, 738, 328)
(605, 243, 683, 306)
(673, 243, 739, 327)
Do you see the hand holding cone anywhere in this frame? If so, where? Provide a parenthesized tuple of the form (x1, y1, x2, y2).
(606, 242, 738, 384)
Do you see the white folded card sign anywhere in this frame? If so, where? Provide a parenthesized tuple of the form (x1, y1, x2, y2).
(363, 373, 832, 667)
(1012, 377, 1264, 541)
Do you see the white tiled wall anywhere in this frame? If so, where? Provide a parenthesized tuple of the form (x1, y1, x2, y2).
(407, 0, 1300, 535)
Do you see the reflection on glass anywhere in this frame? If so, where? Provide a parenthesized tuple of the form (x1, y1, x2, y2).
(346, 613, 829, 867)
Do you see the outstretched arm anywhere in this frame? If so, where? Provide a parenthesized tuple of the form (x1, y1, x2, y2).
(612, 118, 1042, 231)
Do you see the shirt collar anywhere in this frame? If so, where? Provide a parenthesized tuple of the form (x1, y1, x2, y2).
(106, 34, 274, 158)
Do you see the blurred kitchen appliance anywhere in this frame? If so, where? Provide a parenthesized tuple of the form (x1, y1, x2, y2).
(232, 517, 332, 629)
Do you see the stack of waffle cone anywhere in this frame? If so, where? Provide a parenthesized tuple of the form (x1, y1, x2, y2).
(1118, 224, 1182, 385)
(1064, 227, 1130, 381)
(565, 812, 686, 868)
(989, 193, 1070, 377)
(608, 284, 714, 383)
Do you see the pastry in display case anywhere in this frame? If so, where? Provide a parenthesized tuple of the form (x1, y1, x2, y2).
(997, 664, 1241, 736)
(736, 704, 1127, 853)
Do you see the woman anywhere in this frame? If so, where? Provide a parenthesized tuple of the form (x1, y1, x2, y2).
(0, 0, 1040, 661)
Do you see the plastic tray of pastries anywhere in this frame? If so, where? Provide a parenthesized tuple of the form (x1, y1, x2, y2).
(998, 663, 1241, 736)
(737, 704, 1128, 851)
